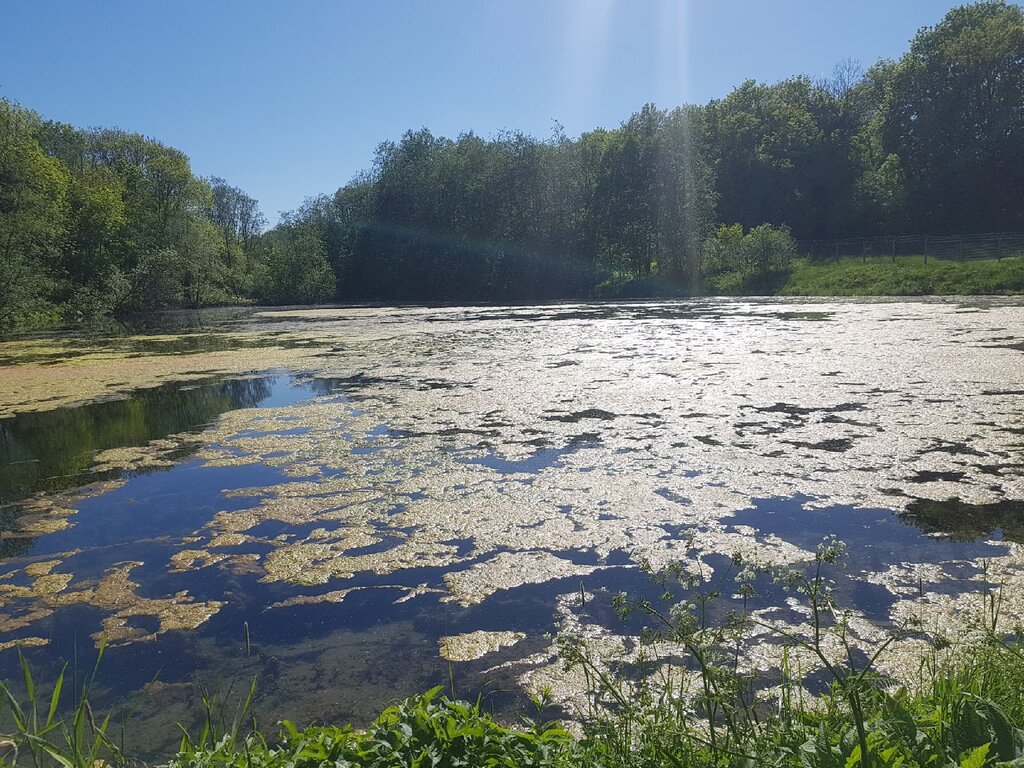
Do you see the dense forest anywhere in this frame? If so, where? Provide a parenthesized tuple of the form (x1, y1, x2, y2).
(1, 1, 1021, 329)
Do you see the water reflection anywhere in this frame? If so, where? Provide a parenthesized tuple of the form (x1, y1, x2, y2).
(902, 497, 1024, 542)
(0, 377, 277, 506)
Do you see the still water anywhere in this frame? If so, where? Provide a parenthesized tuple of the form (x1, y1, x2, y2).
(0, 299, 1022, 756)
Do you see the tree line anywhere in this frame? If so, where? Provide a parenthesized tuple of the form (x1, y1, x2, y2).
(0, 101, 285, 329)
(1, 1, 1021, 328)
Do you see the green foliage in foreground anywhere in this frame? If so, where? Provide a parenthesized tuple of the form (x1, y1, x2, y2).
(170, 688, 576, 768)
(781, 256, 1024, 296)
(5, 543, 1024, 767)
(559, 538, 1024, 768)
(152, 625, 1024, 768)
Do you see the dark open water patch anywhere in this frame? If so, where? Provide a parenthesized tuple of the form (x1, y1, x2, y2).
(457, 445, 586, 474)
(902, 497, 1024, 542)
(731, 496, 1005, 564)
(27, 460, 293, 557)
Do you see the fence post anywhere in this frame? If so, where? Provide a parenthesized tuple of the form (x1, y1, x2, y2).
(959, 235, 964, 261)
(891, 237, 896, 263)
(998, 237, 1003, 261)
(924, 236, 928, 264)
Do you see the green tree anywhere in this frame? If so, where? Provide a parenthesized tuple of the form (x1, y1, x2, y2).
(706, 78, 824, 236)
(253, 223, 336, 305)
(702, 223, 795, 294)
(0, 100, 70, 329)
(207, 176, 265, 296)
(882, 1, 1024, 232)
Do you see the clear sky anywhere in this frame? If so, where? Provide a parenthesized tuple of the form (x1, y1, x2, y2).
(0, 1, 973, 224)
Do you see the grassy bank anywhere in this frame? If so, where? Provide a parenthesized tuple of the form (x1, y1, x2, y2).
(780, 256, 1024, 296)
(170, 655, 1024, 767)
(596, 256, 1024, 299)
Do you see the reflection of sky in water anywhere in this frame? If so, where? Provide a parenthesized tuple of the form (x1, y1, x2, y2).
(1, 299, 1024, 758)
(31, 461, 290, 555)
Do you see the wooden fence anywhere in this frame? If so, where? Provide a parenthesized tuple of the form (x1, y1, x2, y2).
(797, 233, 1024, 263)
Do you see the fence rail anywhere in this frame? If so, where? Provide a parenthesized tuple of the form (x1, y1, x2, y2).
(797, 232, 1024, 263)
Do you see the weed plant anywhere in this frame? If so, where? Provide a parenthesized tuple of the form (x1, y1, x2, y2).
(168, 687, 578, 768)
(562, 537, 1024, 767)
(2, 539, 1023, 767)
(0, 642, 123, 768)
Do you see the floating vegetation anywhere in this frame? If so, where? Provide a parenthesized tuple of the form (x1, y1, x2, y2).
(5, 498, 79, 537)
(443, 552, 602, 606)
(91, 442, 182, 473)
(23, 560, 61, 578)
(2, 300, 1024, 725)
(168, 549, 231, 572)
(0, 637, 48, 652)
(438, 630, 527, 661)
(0, 560, 223, 646)
(0, 335, 326, 417)
(55, 563, 224, 645)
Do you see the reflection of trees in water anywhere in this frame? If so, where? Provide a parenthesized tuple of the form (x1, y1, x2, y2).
(0, 376, 274, 507)
(0, 504, 34, 559)
(302, 377, 349, 398)
(903, 498, 1024, 543)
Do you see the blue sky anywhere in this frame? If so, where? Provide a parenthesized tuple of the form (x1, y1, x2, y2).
(0, 1, 973, 223)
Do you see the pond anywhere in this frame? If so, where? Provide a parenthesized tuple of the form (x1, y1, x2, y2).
(1, 298, 1023, 756)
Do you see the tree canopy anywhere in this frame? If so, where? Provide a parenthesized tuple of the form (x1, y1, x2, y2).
(0, 1, 1020, 329)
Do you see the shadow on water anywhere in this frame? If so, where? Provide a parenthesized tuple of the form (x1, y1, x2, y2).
(730, 496, 1009, 619)
(731, 496, 1008, 563)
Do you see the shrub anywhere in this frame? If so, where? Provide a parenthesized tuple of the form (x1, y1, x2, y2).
(702, 223, 796, 294)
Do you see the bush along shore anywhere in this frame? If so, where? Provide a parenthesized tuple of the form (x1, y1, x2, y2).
(3, 540, 1024, 767)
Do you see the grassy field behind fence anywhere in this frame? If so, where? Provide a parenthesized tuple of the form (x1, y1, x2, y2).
(780, 255, 1024, 297)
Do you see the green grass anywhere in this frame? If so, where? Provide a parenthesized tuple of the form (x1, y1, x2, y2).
(780, 256, 1024, 296)
(3, 635, 1023, 768)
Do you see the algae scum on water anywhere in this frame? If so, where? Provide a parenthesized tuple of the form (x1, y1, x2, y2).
(1, 299, 1023, 751)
